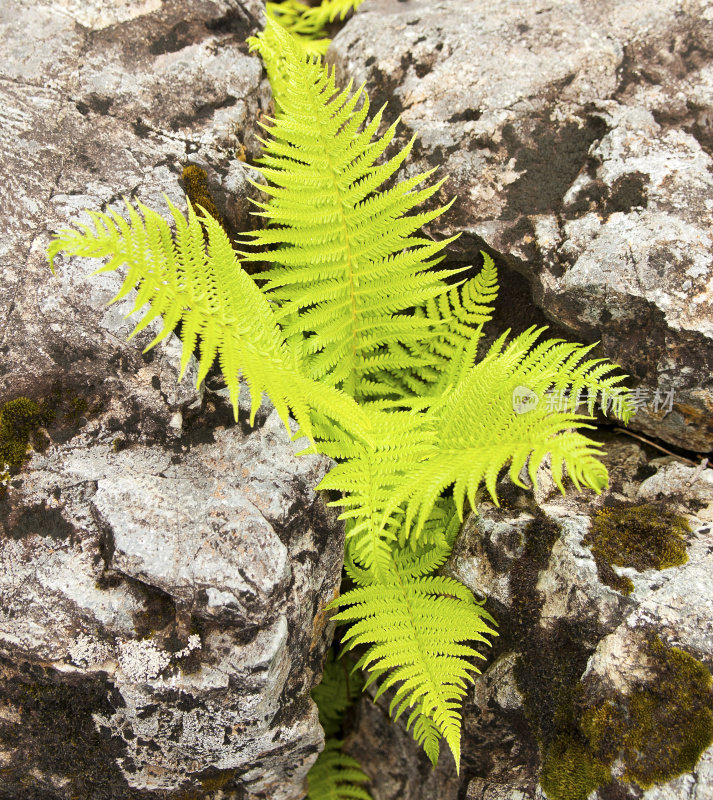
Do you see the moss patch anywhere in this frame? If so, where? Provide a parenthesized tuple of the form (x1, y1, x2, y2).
(503, 511, 609, 798)
(505, 510, 710, 798)
(0, 398, 54, 493)
(0, 385, 104, 495)
(582, 635, 713, 790)
(540, 735, 611, 800)
(530, 634, 713, 799)
(584, 504, 690, 595)
(182, 165, 225, 224)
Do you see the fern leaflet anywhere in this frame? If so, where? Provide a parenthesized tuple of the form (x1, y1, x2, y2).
(47, 197, 372, 450)
(306, 740, 372, 800)
(331, 518, 497, 769)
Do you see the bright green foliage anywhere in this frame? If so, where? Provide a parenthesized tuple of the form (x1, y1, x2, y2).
(306, 740, 372, 800)
(269, 0, 363, 38)
(372, 254, 498, 400)
(47, 198, 372, 451)
(375, 326, 632, 541)
(266, 0, 364, 57)
(332, 503, 497, 767)
(244, 22, 463, 402)
(318, 325, 631, 569)
(247, 17, 303, 111)
(47, 17, 634, 777)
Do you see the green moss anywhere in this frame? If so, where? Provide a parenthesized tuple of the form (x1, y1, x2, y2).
(182, 165, 226, 229)
(197, 768, 237, 793)
(582, 636, 713, 790)
(0, 398, 55, 493)
(0, 387, 107, 495)
(508, 512, 712, 797)
(584, 504, 690, 595)
(540, 735, 611, 800)
(63, 395, 89, 426)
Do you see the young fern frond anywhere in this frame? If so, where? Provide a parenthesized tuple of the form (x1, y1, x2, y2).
(378, 326, 634, 540)
(310, 649, 371, 799)
(243, 20, 466, 402)
(268, 0, 364, 38)
(312, 650, 363, 739)
(318, 321, 633, 563)
(47, 198, 372, 450)
(306, 740, 373, 800)
(371, 252, 499, 402)
(331, 533, 497, 770)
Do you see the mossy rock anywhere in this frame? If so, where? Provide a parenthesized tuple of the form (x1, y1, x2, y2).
(582, 636, 713, 790)
(181, 164, 226, 231)
(584, 503, 690, 595)
(540, 735, 611, 800)
(0, 398, 55, 492)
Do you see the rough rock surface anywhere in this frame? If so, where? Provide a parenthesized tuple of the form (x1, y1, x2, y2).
(0, 1, 343, 799)
(331, 0, 713, 452)
(342, 434, 713, 800)
(1, 405, 343, 800)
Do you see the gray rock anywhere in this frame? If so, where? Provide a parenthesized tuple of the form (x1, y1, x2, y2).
(0, 1, 345, 798)
(0, 408, 343, 799)
(331, 0, 713, 452)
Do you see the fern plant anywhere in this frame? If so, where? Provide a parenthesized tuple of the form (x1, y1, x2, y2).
(306, 740, 372, 800)
(266, 0, 364, 56)
(308, 652, 372, 800)
(252, 0, 364, 106)
(47, 17, 633, 778)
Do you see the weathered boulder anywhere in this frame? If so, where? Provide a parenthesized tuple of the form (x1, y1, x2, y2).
(331, 0, 713, 452)
(0, 1, 342, 798)
(1, 405, 343, 799)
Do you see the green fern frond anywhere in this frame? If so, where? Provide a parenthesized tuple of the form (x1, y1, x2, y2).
(330, 542, 496, 771)
(47, 198, 372, 450)
(243, 20, 467, 401)
(312, 650, 364, 738)
(318, 323, 632, 554)
(373, 252, 499, 401)
(45, 16, 637, 783)
(248, 15, 321, 113)
(316, 406, 437, 576)
(268, 0, 364, 38)
(380, 326, 634, 540)
(306, 740, 373, 800)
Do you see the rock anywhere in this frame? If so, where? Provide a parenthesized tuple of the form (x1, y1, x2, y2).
(331, 0, 713, 452)
(0, 1, 344, 798)
(0, 406, 343, 799)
